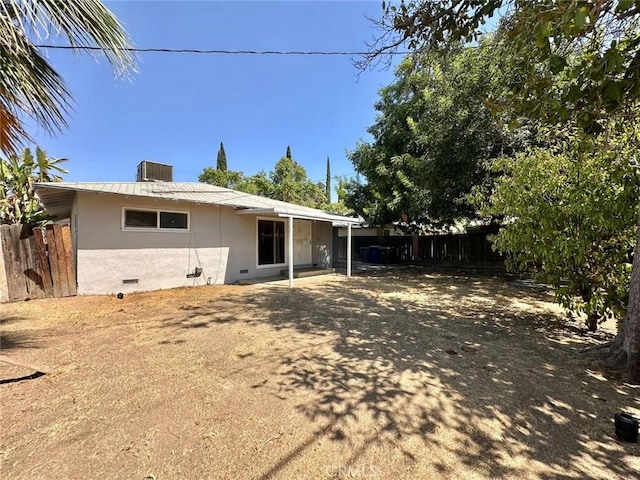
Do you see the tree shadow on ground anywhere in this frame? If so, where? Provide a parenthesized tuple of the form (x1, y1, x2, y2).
(0, 329, 41, 350)
(0, 317, 46, 385)
(163, 270, 640, 478)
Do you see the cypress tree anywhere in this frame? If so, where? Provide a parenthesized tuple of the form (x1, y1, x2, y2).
(285, 145, 292, 159)
(216, 142, 227, 171)
(325, 156, 331, 202)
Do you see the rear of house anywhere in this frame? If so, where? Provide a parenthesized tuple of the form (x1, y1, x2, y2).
(35, 179, 357, 296)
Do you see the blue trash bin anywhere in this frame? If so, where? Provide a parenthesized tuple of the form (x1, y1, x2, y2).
(369, 246, 380, 264)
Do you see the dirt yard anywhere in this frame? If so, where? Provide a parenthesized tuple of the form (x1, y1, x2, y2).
(1, 269, 639, 479)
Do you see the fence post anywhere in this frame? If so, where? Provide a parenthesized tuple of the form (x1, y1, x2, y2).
(27, 234, 45, 299)
(46, 225, 62, 298)
(61, 225, 76, 295)
(52, 224, 70, 296)
(33, 227, 54, 297)
(4, 225, 29, 300)
(20, 226, 39, 298)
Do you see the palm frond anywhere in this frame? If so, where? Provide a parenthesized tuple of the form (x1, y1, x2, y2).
(16, 0, 136, 75)
(0, 102, 30, 154)
(0, 0, 136, 155)
(0, 38, 71, 137)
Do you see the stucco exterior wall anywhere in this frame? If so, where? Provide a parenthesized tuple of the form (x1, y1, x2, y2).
(75, 192, 331, 295)
(219, 211, 289, 283)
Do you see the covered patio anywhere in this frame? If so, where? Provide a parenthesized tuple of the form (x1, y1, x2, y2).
(235, 206, 359, 287)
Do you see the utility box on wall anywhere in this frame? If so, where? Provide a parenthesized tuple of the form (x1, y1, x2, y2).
(136, 161, 173, 182)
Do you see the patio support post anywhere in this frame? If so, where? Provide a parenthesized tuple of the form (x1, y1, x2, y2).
(347, 222, 352, 278)
(288, 216, 294, 287)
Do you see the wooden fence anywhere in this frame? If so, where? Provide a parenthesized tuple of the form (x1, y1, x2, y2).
(416, 231, 503, 263)
(336, 230, 503, 266)
(0, 224, 76, 302)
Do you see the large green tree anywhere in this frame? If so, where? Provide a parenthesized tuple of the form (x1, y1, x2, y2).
(200, 155, 329, 209)
(0, 0, 135, 155)
(0, 146, 68, 225)
(476, 121, 640, 331)
(198, 167, 244, 190)
(347, 43, 529, 226)
(270, 156, 327, 207)
(200, 142, 273, 195)
(363, 1, 640, 130)
(365, 0, 640, 378)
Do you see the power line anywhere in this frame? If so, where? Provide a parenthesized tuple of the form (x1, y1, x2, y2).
(35, 44, 413, 56)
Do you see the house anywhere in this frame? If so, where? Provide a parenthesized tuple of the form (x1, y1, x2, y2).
(34, 169, 358, 295)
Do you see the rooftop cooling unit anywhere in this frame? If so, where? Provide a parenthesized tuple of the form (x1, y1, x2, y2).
(136, 161, 173, 182)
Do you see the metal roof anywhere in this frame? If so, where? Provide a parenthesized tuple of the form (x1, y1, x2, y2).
(34, 182, 360, 225)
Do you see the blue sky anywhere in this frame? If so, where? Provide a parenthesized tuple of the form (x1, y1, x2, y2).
(30, 0, 400, 198)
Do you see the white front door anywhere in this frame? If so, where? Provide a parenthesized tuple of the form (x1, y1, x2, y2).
(293, 220, 312, 266)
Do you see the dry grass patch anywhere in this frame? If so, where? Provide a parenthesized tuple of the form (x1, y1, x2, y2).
(1, 270, 639, 479)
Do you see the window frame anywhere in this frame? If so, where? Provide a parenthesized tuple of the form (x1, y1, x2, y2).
(256, 216, 288, 269)
(121, 206, 190, 233)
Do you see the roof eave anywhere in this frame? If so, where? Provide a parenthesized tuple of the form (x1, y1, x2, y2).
(236, 207, 360, 224)
(34, 184, 75, 219)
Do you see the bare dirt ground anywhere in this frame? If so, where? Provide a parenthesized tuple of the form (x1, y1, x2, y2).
(1, 269, 639, 480)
